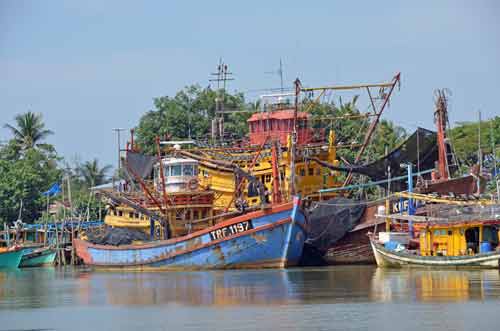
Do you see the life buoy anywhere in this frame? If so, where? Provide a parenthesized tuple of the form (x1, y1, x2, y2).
(188, 178, 198, 191)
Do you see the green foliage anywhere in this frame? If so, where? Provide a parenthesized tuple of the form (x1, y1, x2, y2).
(449, 116, 500, 167)
(135, 85, 249, 153)
(3, 112, 54, 154)
(303, 96, 407, 163)
(0, 148, 62, 224)
(77, 158, 112, 188)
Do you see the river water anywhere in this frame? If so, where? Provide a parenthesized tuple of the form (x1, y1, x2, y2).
(1, 266, 499, 330)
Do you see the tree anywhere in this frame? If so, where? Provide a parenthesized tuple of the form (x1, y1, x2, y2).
(0, 148, 61, 224)
(303, 96, 407, 163)
(135, 85, 248, 153)
(449, 116, 500, 167)
(77, 159, 112, 188)
(4, 112, 54, 153)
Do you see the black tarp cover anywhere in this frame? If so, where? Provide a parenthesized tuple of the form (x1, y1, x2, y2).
(87, 227, 150, 246)
(324, 128, 438, 191)
(306, 197, 366, 253)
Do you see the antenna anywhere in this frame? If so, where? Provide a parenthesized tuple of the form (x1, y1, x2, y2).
(264, 58, 285, 93)
(208, 59, 235, 143)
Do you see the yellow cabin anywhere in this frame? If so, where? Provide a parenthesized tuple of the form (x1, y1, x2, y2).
(418, 223, 500, 257)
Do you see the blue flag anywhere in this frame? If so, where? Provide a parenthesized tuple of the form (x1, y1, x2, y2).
(43, 183, 61, 197)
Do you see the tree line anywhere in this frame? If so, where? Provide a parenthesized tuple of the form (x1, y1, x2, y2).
(0, 112, 111, 224)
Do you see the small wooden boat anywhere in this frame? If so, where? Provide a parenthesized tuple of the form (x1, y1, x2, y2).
(20, 247, 57, 267)
(0, 248, 24, 269)
(74, 199, 307, 270)
(370, 201, 500, 269)
(370, 239, 500, 268)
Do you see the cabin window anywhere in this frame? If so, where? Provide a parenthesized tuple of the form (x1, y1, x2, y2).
(171, 165, 182, 176)
(441, 230, 447, 236)
(265, 174, 271, 183)
(316, 168, 321, 175)
(433, 230, 439, 236)
(193, 210, 199, 220)
(183, 164, 194, 176)
(118, 210, 123, 217)
(448, 230, 452, 236)
(300, 168, 305, 177)
(308, 167, 314, 176)
(129, 212, 134, 218)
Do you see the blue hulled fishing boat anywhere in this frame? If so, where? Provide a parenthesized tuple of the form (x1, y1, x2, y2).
(74, 198, 307, 270)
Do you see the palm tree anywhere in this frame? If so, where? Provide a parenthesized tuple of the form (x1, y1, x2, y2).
(78, 159, 112, 187)
(4, 112, 53, 151)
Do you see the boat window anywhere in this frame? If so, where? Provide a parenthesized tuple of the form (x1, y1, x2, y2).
(308, 167, 314, 176)
(129, 212, 134, 218)
(441, 230, 447, 236)
(118, 210, 123, 217)
(448, 230, 452, 236)
(171, 165, 182, 176)
(300, 168, 305, 177)
(183, 164, 194, 176)
(265, 174, 271, 183)
(193, 210, 199, 220)
(433, 230, 440, 236)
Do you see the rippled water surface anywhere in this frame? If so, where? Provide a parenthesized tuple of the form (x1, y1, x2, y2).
(1, 266, 500, 330)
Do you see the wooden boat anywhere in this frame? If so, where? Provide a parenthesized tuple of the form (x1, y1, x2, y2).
(0, 248, 24, 269)
(370, 239, 500, 268)
(20, 246, 57, 267)
(74, 198, 307, 270)
(370, 202, 500, 269)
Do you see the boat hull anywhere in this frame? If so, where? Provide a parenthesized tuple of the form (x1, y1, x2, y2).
(370, 239, 500, 269)
(0, 249, 24, 269)
(20, 248, 57, 267)
(74, 201, 307, 270)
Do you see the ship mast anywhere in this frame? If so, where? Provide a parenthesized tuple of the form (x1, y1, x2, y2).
(290, 78, 301, 196)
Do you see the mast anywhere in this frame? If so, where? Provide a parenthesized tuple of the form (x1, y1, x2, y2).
(434, 89, 450, 180)
(290, 78, 301, 197)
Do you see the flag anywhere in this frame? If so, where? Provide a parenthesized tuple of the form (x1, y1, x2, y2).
(43, 183, 61, 197)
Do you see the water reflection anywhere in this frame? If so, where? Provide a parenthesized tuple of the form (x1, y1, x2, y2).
(371, 268, 500, 302)
(1, 266, 500, 309)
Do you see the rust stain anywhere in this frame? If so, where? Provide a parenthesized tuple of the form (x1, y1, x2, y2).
(251, 233, 267, 243)
(213, 244, 226, 264)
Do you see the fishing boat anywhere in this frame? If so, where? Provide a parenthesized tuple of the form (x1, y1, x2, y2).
(0, 248, 24, 269)
(19, 246, 57, 267)
(370, 200, 500, 269)
(74, 197, 306, 270)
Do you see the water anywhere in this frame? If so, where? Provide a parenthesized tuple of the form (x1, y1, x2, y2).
(1, 266, 500, 330)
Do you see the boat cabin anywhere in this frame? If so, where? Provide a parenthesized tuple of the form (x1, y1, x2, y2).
(417, 223, 500, 256)
(247, 109, 322, 146)
(153, 158, 199, 192)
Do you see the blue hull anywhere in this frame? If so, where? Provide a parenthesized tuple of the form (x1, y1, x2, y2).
(74, 200, 307, 270)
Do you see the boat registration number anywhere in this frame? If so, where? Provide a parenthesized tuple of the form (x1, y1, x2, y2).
(209, 221, 253, 241)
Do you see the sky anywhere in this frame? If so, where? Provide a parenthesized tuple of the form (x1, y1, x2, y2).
(1, 0, 499, 170)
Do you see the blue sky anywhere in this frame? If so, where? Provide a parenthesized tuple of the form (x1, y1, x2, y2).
(1, 1, 499, 169)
